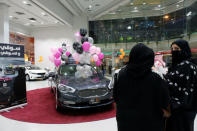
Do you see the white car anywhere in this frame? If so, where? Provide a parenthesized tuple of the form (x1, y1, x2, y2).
(25, 65, 47, 81)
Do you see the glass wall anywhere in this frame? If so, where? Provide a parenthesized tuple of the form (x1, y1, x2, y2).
(89, 1, 197, 45)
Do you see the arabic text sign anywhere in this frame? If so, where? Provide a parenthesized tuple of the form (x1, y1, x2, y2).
(0, 43, 24, 58)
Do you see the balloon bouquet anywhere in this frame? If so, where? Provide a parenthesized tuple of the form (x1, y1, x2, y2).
(48, 28, 104, 79)
(154, 54, 168, 75)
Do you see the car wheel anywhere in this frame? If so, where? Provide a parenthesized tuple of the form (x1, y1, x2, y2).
(55, 91, 63, 112)
(26, 75, 30, 81)
(50, 87, 54, 93)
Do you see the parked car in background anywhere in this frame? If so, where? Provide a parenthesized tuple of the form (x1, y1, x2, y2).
(25, 65, 48, 81)
(49, 63, 113, 111)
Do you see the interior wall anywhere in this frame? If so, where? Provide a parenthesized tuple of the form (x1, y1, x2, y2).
(32, 25, 74, 70)
(32, 15, 88, 70)
(9, 22, 32, 37)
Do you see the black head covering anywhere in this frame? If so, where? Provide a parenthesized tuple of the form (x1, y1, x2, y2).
(171, 39, 191, 66)
(171, 39, 191, 59)
(126, 43, 154, 78)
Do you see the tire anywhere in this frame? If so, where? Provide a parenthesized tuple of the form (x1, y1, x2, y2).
(55, 90, 63, 112)
(26, 74, 30, 81)
(50, 87, 54, 93)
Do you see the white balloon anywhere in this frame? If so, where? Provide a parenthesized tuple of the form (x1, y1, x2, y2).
(88, 37, 94, 44)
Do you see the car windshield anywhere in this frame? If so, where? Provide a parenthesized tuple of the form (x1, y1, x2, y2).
(59, 64, 100, 78)
(27, 66, 41, 70)
(59, 65, 77, 76)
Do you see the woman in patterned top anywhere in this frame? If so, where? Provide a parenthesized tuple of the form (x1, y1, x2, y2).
(165, 39, 197, 131)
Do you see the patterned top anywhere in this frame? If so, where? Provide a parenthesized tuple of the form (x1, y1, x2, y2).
(165, 60, 197, 110)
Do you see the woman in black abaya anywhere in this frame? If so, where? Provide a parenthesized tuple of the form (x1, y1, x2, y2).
(165, 40, 197, 131)
(113, 43, 170, 131)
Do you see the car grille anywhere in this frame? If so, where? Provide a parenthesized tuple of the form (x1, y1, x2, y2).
(36, 73, 45, 75)
(78, 88, 108, 98)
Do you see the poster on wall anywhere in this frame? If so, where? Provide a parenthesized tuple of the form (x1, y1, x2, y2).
(10, 32, 35, 64)
(0, 43, 27, 112)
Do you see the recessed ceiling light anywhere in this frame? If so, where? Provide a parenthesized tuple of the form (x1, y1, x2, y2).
(41, 12, 46, 16)
(178, 0, 184, 3)
(23, 1, 27, 4)
(30, 20, 36, 22)
(130, 3, 133, 5)
(186, 11, 192, 16)
(95, 4, 100, 7)
(89, 5, 92, 8)
(176, 4, 180, 7)
(9, 16, 13, 18)
(108, 12, 116, 15)
(131, 10, 139, 12)
(143, 3, 146, 5)
(158, 5, 161, 7)
(15, 12, 25, 15)
(127, 26, 131, 30)
(24, 23, 30, 26)
(163, 15, 169, 19)
(134, 7, 137, 10)
(28, 18, 37, 22)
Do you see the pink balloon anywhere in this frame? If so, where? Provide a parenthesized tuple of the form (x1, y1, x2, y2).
(98, 53, 104, 60)
(93, 54, 99, 62)
(50, 48, 57, 54)
(48, 55, 55, 63)
(82, 42, 91, 52)
(72, 53, 80, 62)
(54, 51, 61, 59)
(54, 58, 61, 67)
(66, 51, 71, 56)
(75, 32, 82, 42)
(89, 46, 96, 55)
(96, 60, 102, 66)
(96, 47, 101, 55)
(58, 48, 63, 53)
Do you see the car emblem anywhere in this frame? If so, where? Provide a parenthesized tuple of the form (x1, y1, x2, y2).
(3, 83, 7, 87)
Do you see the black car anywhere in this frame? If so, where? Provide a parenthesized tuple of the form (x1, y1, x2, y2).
(0, 67, 16, 107)
(49, 64, 113, 111)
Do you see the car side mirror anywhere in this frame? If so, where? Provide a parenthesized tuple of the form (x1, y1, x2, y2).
(48, 72, 56, 78)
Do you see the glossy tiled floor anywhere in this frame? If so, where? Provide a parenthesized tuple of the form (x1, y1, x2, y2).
(0, 80, 196, 131)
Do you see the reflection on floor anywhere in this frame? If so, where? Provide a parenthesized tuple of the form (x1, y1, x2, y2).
(0, 79, 196, 131)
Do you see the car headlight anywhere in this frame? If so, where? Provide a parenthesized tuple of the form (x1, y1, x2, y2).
(29, 71, 37, 74)
(107, 79, 113, 89)
(58, 84, 76, 93)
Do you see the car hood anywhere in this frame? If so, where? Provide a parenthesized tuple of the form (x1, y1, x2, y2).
(27, 70, 46, 73)
(59, 76, 110, 90)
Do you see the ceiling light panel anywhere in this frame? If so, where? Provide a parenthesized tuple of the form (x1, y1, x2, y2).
(75, 0, 114, 13)
(8, 0, 63, 27)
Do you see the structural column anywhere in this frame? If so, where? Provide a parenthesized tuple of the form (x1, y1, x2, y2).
(0, 3, 9, 43)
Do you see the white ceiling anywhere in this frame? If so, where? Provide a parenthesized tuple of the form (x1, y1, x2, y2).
(0, 0, 196, 28)
(1, 0, 64, 28)
(96, 0, 197, 20)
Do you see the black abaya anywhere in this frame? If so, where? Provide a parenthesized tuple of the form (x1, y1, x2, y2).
(113, 44, 170, 131)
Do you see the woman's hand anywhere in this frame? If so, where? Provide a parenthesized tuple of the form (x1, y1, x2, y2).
(162, 109, 171, 118)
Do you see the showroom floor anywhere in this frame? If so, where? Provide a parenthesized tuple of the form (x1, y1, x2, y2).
(0, 80, 117, 131)
(0, 80, 197, 131)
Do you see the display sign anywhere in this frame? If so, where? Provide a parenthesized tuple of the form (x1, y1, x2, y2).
(0, 43, 24, 58)
(0, 43, 27, 112)
(0, 43, 25, 66)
